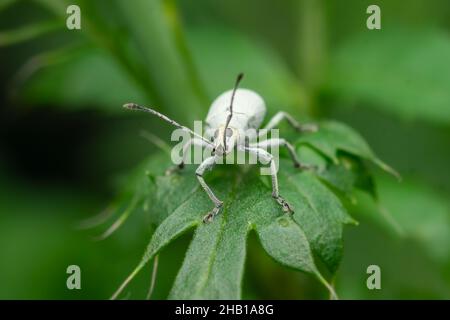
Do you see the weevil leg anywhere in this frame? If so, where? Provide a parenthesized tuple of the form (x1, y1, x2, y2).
(258, 111, 317, 138)
(166, 138, 212, 175)
(195, 156, 223, 223)
(243, 146, 293, 214)
(249, 138, 316, 170)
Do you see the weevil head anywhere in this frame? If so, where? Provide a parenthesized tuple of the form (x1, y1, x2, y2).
(210, 125, 238, 156)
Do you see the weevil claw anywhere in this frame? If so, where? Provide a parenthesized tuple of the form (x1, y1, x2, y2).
(202, 205, 221, 223)
(273, 195, 294, 214)
(203, 213, 214, 223)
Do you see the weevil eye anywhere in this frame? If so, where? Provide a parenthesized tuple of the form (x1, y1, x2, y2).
(225, 128, 233, 137)
(210, 136, 214, 142)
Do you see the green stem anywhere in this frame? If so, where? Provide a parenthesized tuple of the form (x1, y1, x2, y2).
(298, 0, 327, 95)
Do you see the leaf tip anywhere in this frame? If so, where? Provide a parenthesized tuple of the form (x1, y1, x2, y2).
(375, 158, 401, 181)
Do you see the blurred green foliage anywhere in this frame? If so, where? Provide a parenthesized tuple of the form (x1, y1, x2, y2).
(0, 0, 449, 299)
(327, 28, 450, 124)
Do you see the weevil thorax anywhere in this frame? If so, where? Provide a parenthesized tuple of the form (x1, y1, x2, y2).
(205, 88, 267, 155)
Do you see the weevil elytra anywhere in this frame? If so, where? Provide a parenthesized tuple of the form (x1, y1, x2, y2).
(124, 73, 317, 223)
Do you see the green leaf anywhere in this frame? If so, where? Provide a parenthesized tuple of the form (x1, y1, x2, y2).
(326, 28, 450, 125)
(168, 180, 245, 299)
(170, 171, 334, 299)
(106, 118, 399, 299)
(0, 0, 16, 11)
(297, 146, 377, 200)
(17, 3, 310, 121)
(112, 0, 208, 120)
(296, 121, 400, 179)
(21, 48, 147, 112)
(112, 163, 365, 298)
(149, 168, 338, 299)
(279, 169, 356, 275)
(0, 21, 61, 46)
(356, 175, 450, 265)
(28, 0, 208, 119)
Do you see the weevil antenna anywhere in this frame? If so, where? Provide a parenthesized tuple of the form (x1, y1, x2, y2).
(123, 103, 213, 146)
(223, 72, 244, 150)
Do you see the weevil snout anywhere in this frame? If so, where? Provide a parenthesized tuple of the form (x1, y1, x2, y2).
(214, 145, 225, 156)
(212, 126, 238, 156)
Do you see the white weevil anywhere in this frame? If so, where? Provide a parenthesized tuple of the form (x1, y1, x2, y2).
(124, 73, 317, 223)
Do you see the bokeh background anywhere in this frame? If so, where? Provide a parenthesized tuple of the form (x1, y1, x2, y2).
(0, 0, 449, 299)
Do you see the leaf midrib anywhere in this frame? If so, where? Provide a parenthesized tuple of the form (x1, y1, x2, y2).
(194, 174, 242, 297)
